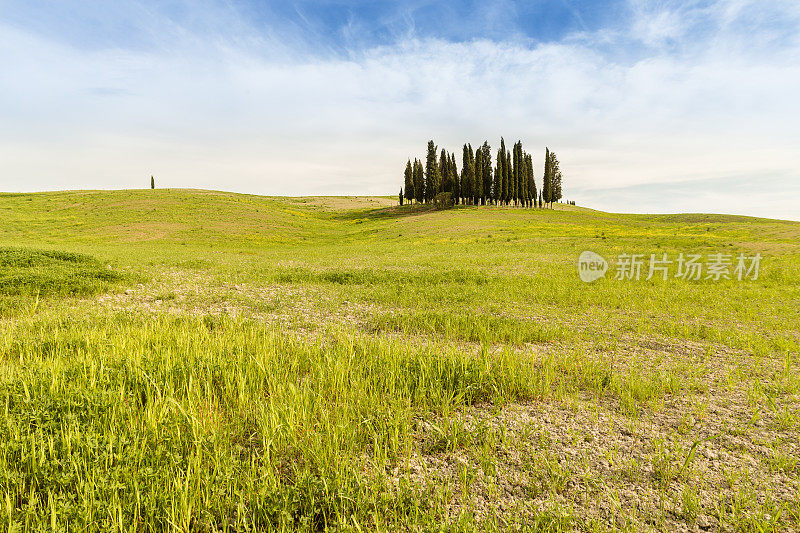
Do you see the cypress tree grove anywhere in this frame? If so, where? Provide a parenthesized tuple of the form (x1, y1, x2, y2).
(402, 140, 563, 210)
(404, 160, 414, 205)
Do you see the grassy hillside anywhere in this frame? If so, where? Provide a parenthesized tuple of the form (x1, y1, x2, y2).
(1, 190, 798, 531)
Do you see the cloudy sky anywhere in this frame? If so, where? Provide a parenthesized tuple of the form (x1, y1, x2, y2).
(1, 0, 799, 219)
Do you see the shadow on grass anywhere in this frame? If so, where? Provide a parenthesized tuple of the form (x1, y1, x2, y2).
(330, 204, 457, 221)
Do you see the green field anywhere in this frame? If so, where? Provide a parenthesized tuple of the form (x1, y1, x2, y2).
(1, 189, 798, 531)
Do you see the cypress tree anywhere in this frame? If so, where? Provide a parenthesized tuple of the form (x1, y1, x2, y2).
(505, 151, 512, 207)
(481, 142, 492, 206)
(461, 144, 471, 204)
(399, 188, 403, 206)
(462, 144, 477, 205)
(449, 152, 458, 202)
(494, 146, 503, 205)
(526, 154, 536, 208)
(468, 144, 476, 205)
(439, 149, 449, 193)
(450, 152, 457, 195)
(512, 142, 520, 206)
(413, 159, 425, 204)
(543, 147, 551, 207)
(550, 151, 562, 205)
(520, 144, 527, 206)
(495, 137, 508, 203)
(425, 141, 440, 203)
(518, 147, 524, 207)
(453, 153, 461, 204)
(474, 144, 484, 205)
(150, 175, 154, 190)
(404, 160, 413, 205)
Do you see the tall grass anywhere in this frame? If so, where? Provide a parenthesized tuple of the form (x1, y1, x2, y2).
(0, 311, 678, 531)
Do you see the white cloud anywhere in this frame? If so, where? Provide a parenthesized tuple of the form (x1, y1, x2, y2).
(0, 0, 799, 219)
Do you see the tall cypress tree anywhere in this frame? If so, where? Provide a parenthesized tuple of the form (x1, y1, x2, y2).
(505, 151, 512, 207)
(481, 142, 492, 206)
(550, 151, 562, 205)
(521, 153, 528, 207)
(543, 147, 551, 207)
(494, 146, 503, 205)
(450, 152, 458, 201)
(413, 159, 425, 204)
(512, 142, 520, 206)
(453, 153, 461, 204)
(499, 138, 508, 205)
(439, 149, 449, 193)
(474, 144, 484, 205)
(461, 144, 472, 205)
(526, 154, 536, 208)
(425, 141, 440, 203)
(404, 160, 414, 205)
(468, 144, 476, 205)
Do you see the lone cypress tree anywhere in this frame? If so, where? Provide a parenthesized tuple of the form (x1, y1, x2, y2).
(399, 188, 403, 206)
(404, 160, 414, 205)
(150, 176, 154, 190)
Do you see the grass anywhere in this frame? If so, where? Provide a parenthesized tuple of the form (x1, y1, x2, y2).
(0, 189, 799, 531)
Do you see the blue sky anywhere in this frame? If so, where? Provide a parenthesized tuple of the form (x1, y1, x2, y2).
(1, 1, 799, 219)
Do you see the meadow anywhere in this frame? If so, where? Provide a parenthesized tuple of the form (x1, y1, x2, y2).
(0, 189, 798, 531)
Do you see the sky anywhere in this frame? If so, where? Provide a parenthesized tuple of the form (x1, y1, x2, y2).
(1, 0, 799, 220)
